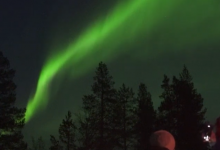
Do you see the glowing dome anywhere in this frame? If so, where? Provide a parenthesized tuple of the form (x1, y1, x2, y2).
(150, 130, 175, 150)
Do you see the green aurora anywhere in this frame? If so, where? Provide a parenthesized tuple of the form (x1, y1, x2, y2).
(25, 0, 220, 123)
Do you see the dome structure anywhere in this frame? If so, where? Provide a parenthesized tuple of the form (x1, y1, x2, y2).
(150, 130, 175, 150)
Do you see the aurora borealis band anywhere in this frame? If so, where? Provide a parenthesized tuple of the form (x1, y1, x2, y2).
(25, 0, 220, 123)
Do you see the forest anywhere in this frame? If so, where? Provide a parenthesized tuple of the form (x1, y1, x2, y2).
(0, 51, 209, 150)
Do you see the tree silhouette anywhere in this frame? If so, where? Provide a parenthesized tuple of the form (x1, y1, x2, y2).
(49, 135, 63, 150)
(157, 75, 175, 133)
(114, 84, 135, 150)
(158, 65, 208, 150)
(134, 83, 156, 150)
(0, 51, 27, 149)
(77, 97, 99, 150)
(91, 61, 116, 150)
(28, 136, 46, 150)
(59, 111, 76, 150)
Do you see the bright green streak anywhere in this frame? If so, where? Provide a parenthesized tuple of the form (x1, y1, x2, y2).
(25, 0, 220, 123)
(25, 0, 149, 122)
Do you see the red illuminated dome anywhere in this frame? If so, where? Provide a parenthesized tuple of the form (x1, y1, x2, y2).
(150, 130, 175, 150)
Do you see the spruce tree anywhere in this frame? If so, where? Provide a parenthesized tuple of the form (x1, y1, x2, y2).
(116, 84, 135, 150)
(59, 111, 76, 150)
(135, 83, 156, 150)
(0, 51, 27, 149)
(91, 61, 116, 150)
(157, 75, 176, 133)
(49, 135, 63, 150)
(78, 62, 116, 150)
(77, 95, 99, 150)
(173, 66, 207, 150)
(28, 136, 46, 150)
(158, 66, 208, 150)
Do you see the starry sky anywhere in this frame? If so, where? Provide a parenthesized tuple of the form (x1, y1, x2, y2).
(1, 0, 220, 146)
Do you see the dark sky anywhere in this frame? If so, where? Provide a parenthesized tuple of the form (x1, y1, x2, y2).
(1, 0, 220, 147)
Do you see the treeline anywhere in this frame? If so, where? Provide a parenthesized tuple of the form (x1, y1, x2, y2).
(0, 51, 209, 150)
(29, 62, 209, 150)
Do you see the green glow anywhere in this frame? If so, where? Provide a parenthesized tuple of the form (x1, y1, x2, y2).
(25, 0, 220, 123)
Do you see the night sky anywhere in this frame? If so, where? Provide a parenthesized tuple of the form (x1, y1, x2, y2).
(1, 0, 220, 146)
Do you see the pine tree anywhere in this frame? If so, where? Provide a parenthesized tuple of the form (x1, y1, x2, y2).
(116, 84, 135, 150)
(78, 62, 116, 150)
(157, 75, 176, 133)
(49, 135, 63, 150)
(28, 136, 46, 150)
(158, 66, 208, 150)
(59, 111, 76, 150)
(173, 66, 207, 150)
(77, 95, 99, 150)
(135, 83, 156, 150)
(91, 61, 116, 150)
(0, 51, 27, 149)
